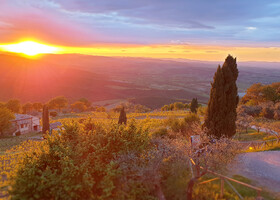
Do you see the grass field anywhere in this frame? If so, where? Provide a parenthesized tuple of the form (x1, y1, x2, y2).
(0, 132, 42, 154)
(197, 174, 279, 200)
(235, 128, 274, 141)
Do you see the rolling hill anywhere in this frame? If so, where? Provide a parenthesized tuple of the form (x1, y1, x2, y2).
(0, 53, 279, 108)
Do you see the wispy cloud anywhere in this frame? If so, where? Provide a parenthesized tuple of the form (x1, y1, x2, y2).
(246, 27, 257, 30)
(0, 0, 279, 46)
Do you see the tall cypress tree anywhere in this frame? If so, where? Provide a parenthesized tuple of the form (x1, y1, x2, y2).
(42, 105, 50, 135)
(190, 98, 198, 113)
(118, 107, 127, 125)
(204, 55, 239, 138)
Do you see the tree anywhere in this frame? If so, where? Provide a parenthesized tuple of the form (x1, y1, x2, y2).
(237, 105, 261, 117)
(260, 106, 274, 119)
(42, 105, 50, 135)
(263, 122, 280, 143)
(0, 107, 15, 136)
(241, 83, 262, 105)
(197, 106, 207, 116)
(22, 103, 33, 114)
(6, 99, 21, 113)
(204, 55, 239, 138)
(262, 86, 279, 104)
(236, 107, 253, 134)
(241, 82, 280, 105)
(0, 102, 5, 108)
(274, 110, 280, 120)
(32, 102, 43, 112)
(118, 107, 127, 125)
(174, 102, 185, 111)
(48, 96, 68, 112)
(71, 102, 87, 112)
(170, 104, 174, 111)
(190, 98, 198, 113)
(78, 98, 91, 108)
(9, 120, 150, 199)
(250, 118, 265, 133)
(161, 105, 170, 111)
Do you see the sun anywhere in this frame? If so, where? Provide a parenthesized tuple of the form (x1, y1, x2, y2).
(0, 41, 59, 56)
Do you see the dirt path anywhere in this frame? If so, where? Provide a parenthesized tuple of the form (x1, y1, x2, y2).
(230, 151, 280, 195)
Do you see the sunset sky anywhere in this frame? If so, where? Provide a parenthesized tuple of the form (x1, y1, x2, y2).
(0, 0, 280, 61)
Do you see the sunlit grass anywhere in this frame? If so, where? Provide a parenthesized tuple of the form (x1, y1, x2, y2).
(0, 132, 42, 153)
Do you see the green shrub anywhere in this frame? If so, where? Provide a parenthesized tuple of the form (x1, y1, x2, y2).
(150, 127, 168, 138)
(9, 119, 150, 200)
(165, 113, 200, 136)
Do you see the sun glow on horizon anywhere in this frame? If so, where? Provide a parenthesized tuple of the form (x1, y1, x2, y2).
(0, 41, 59, 56)
(0, 40, 280, 62)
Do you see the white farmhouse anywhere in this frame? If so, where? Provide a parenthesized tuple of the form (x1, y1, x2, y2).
(10, 114, 42, 135)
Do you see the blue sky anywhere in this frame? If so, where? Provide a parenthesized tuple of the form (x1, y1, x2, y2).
(0, 0, 279, 46)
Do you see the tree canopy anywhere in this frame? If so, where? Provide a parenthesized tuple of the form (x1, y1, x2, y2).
(71, 101, 87, 112)
(22, 103, 33, 114)
(190, 98, 198, 113)
(6, 99, 21, 113)
(241, 82, 280, 105)
(0, 107, 15, 136)
(48, 96, 68, 112)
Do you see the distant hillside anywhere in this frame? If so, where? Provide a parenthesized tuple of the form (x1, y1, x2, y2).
(0, 53, 279, 108)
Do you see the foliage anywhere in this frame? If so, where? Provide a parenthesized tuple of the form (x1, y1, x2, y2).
(266, 121, 280, 142)
(150, 127, 168, 138)
(190, 98, 198, 113)
(241, 82, 280, 105)
(260, 106, 274, 119)
(204, 55, 239, 138)
(0, 114, 255, 200)
(165, 113, 200, 137)
(78, 98, 91, 108)
(237, 105, 261, 117)
(96, 106, 106, 112)
(48, 96, 68, 112)
(5, 99, 21, 113)
(9, 119, 151, 200)
(0, 107, 15, 136)
(197, 106, 207, 116)
(22, 102, 33, 114)
(118, 107, 127, 125)
(236, 106, 254, 133)
(32, 102, 43, 112)
(0, 102, 5, 108)
(71, 101, 87, 112)
(161, 102, 188, 111)
(113, 102, 151, 113)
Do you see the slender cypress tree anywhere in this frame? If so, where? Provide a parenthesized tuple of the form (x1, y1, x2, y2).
(118, 107, 127, 125)
(204, 55, 239, 138)
(42, 105, 50, 135)
(190, 98, 198, 113)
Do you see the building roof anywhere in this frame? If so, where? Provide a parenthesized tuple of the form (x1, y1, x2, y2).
(12, 114, 33, 121)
